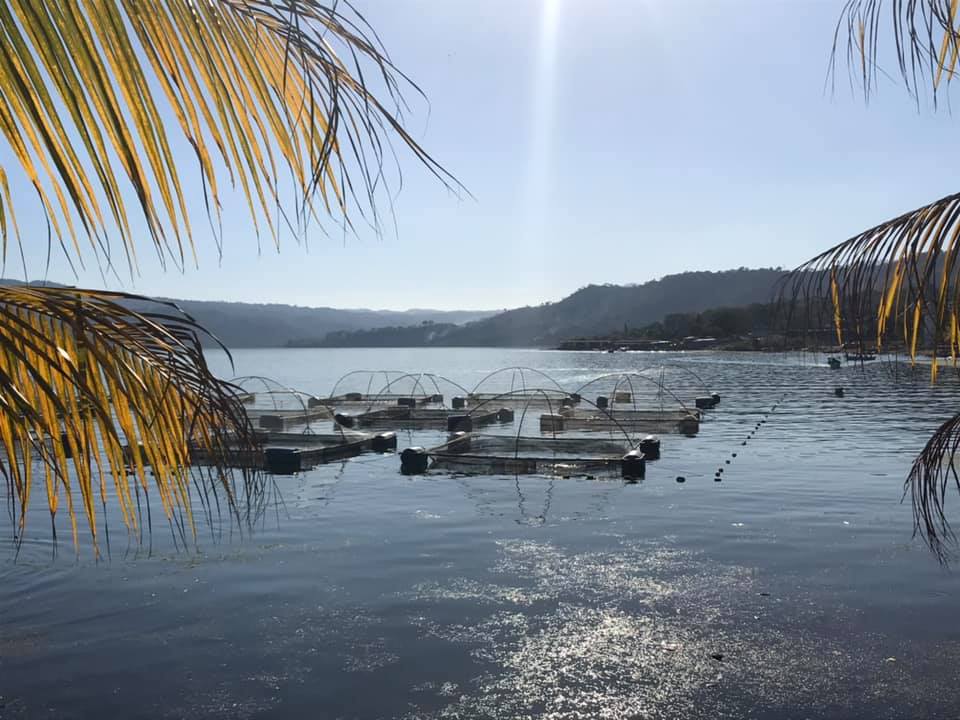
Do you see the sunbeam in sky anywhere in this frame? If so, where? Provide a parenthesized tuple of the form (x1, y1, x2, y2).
(522, 0, 562, 262)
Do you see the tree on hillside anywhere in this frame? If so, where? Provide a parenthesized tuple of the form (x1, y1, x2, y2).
(787, 1, 960, 557)
(0, 1, 452, 554)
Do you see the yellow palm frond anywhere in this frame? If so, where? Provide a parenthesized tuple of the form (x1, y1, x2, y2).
(784, 191, 960, 364)
(0, 0, 457, 275)
(0, 285, 263, 555)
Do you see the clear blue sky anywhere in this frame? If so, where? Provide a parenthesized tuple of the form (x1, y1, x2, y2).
(7, 0, 960, 310)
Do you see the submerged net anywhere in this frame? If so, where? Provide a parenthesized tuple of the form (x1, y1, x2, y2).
(547, 407, 701, 435)
(428, 433, 637, 476)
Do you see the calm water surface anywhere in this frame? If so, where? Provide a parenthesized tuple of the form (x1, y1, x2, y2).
(3, 349, 960, 719)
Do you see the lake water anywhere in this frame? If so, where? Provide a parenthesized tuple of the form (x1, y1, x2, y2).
(4, 348, 960, 719)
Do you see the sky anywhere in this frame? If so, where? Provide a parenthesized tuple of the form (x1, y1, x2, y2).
(6, 0, 960, 310)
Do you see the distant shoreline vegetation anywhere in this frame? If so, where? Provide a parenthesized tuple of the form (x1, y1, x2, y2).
(286, 268, 789, 349)
(291, 301, 814, 351)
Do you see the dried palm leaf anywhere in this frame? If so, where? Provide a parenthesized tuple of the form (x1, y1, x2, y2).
(906, 411, 960, 561)
(785, 2, 960, 557)
(0, 285, 263, 556)
(0, 0, 457, 275)
(832, 0, 960, 101)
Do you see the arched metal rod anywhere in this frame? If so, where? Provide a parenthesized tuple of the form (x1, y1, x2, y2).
(470, 366, 567, 394)
(634, 363, 711, 396)
(465, 388, 638, 448)
(230, 376, 343, 437)
(328, 369, 405, 399)
(573, 372, 693, 413)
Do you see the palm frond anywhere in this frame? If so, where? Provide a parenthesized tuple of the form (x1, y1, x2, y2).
(833, 0, 960, 100)
(782, 191, 960, 368)
(906, 410, 960, 561)
(0, 0, 458, 275)
(0, 285, 263, 555)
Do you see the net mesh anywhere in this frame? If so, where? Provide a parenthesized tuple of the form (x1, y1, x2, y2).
(428, 433, 636, 476)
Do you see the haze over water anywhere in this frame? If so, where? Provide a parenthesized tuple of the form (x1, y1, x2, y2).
(4, 348, 960, 719)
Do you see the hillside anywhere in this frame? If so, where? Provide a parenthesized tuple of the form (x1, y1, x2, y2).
(0, 280, 496, 348)
(310, 268, 787, 347)
(153, 300, 495, 348)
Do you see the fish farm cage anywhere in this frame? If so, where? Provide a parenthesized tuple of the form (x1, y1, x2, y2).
(206, 366, 723, 478)
(399, 432, 659, 480)
(191, 377, 399, 474)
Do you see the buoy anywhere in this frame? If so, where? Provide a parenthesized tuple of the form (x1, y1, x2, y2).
(265, 447, 301, 475)
(452, 396, 466, 409)
(621, 450, 646, 479)
(639, 435, 661, 460)
(676, 476, 686, 483)
(258, 414, 283, 430)
(447, 414, 473, 433)
(540, 413, 565, 432)
(678, 415, 700, 436)
(447, 431, 471, 452)
(497, 407, 516, 423)
(371, 432, 397, 453)
(834, 387, 844, 398)
(400, 447, 429, 475)
(334, 413, 355, 428)
(596, 395, 609, 410)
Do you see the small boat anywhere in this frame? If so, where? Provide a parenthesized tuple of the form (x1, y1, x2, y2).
(844, 352, 876, 362)
(827, 357, 841, 369)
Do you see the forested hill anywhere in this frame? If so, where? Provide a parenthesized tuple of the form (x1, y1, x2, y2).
(153, 300, 495, 348)
(0, 280, 496, 348)
(304, 268, 787, 348)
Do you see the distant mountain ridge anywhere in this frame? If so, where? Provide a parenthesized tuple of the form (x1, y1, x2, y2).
(304, 268, 787, 348)
(0, 279, 497, 347)
(2, 267, 787, 348)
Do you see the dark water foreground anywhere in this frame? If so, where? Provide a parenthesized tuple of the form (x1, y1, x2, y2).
(3, 349, 960, 719)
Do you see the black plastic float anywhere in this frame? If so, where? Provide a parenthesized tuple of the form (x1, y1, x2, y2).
(639, 435, 661, 460)
(265, 447, 301, 475)
(621, 450, 645, 479)
(371, 432, 398, 453)
(540, 413, 565, 432)
(400, 447, 429, 475)
(678, 415, 700, 436)
(447, 414, 473, 433)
